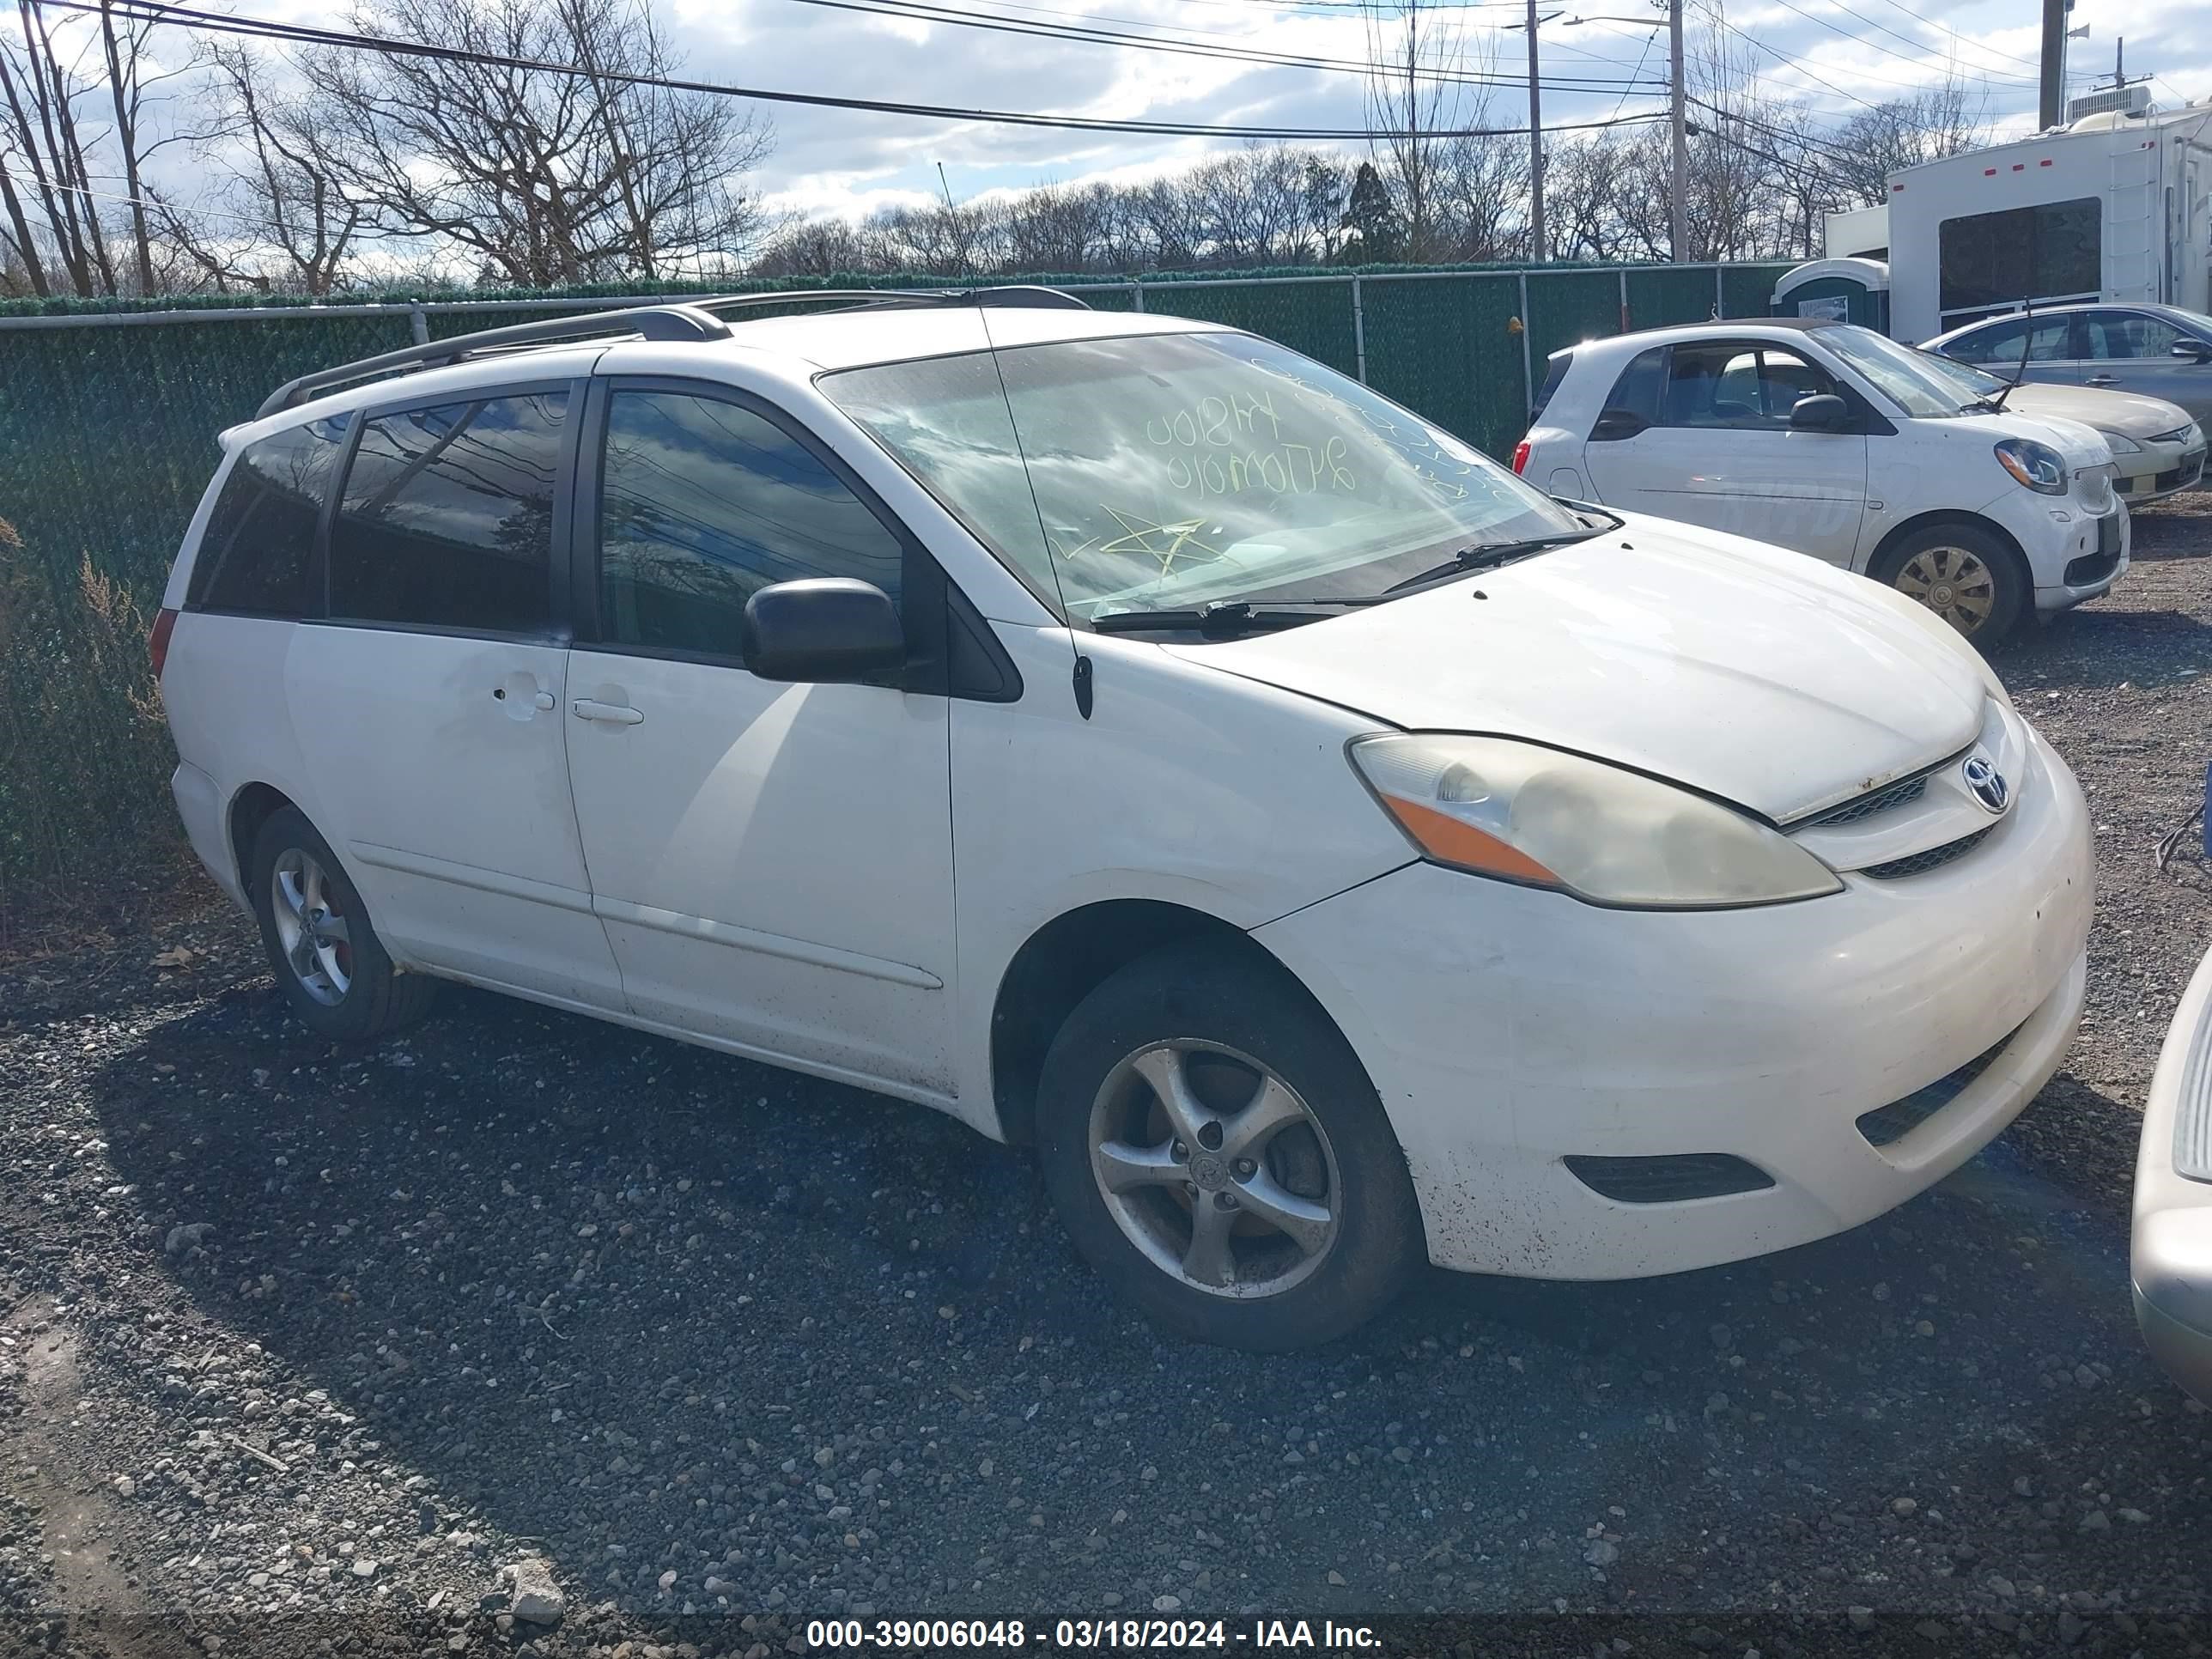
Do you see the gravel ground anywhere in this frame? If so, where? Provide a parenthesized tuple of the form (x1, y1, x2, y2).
(3, 498, 2209, 1659)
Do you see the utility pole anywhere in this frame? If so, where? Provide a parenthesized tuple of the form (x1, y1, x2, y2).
(1667, 0, 1687, 261)
(1525, 0, 1546, 263)
(2038, 0, 2065, 128)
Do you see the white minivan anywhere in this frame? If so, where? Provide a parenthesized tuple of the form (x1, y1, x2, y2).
(1516, 319, 2130, 645)
(156, 292, 2094, 1349)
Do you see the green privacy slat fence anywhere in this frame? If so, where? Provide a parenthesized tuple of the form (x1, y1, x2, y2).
(0, 261, 1795, 605)
(1138, 279, 1360, 379)
(1358, 274, 1526, 462)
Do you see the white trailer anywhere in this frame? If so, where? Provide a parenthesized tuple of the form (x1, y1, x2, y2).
(1836, 94, 2212, 343)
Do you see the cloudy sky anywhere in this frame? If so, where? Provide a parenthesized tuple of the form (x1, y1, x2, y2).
(131, 0, 2212, 228)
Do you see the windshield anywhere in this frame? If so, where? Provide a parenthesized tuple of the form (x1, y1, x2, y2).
(1909, 346, 2009, 404)
(821, 331, 1586, 620)
(1812, 325, 1990, 418)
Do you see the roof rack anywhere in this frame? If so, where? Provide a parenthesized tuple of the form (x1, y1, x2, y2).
(252, 284, 1091, 418)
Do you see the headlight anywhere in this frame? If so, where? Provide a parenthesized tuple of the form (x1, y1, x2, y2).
(2103, 431, 2143, 455)
(1349, 734, 1843, 908)
(1994, 437, 2068, 495)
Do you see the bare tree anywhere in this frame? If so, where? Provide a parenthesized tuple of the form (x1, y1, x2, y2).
(0, 0, 208, 296)
(298, 0, 772, 284)
(1362, 0, 1489, 262)
(158, 43, 363, 294)
(1832, 80, 1988, 204)
(1, 0, 118, 295)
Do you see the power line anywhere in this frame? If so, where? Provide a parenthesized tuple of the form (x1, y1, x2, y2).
(45, 0, 1676, 141)
(1812, 0, 2040, 82)
(1744, 0, 2037, 90)
(784, 0, 1667, 91)
(1850, 0, 2040, 71)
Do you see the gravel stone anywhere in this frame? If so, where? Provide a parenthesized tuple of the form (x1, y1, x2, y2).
(0, 495, 2206, 1656)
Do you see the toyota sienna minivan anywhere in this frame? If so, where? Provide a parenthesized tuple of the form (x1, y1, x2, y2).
(155, 290, 2094, 1349)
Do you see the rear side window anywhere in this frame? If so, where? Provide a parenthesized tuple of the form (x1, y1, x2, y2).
(1600, 346, 1668, 426)
(596, 389, 903, 662)
(186, 417, 347, 616)
(1531, 350, 1573, 419)
(1944, 315, 2074, 366)
(330, 391, 568, 635)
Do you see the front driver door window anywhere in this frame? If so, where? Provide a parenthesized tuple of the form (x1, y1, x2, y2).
(1583, 342, 1868, 564)
(2081, 309, 2204, 410)
(563, 380, 957, 1096)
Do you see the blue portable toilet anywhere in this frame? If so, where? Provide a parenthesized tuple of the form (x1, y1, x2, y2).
(1772, 258, 1891, 334)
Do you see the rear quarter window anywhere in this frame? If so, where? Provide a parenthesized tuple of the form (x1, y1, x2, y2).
(185, 416, 348, 617)
(1532, 350, 1573, 419)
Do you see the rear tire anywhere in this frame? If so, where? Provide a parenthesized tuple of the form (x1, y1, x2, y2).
(1870, 522, 2027, 648)
(1035, 943, 1423, 1351)
(248, 806, 436, 1042)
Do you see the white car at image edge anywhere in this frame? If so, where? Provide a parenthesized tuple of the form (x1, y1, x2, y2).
(155, 292, 2093, 1349)
(1516, 318, 2130, 646)
(2136, 941, 2212, 1405)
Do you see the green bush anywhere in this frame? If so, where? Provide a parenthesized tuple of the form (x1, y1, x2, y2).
(0, 516, 180, 939)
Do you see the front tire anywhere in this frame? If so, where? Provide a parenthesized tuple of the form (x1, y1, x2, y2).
(1871, 522, 2027, 647)
(1035, 944, 1423, 1351)
(249, 806, 435, 1042)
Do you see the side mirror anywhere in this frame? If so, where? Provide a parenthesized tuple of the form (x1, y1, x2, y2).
(1790, 393, 1850, 431)
(1589, 408, 1649, 441)
(741, 578, 905, 684)
(2170, 339, 2212, 364)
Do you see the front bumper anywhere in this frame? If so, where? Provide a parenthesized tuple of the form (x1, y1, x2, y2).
(1254, 726, 2093, 1279)
(2115, 442, 2206, 503)
(2031, 500, 2130, 615)
(2132, 943, 2212, 1406)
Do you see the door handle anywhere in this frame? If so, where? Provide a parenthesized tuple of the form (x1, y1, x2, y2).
(571, 698, 644, 726)
(2086, 374, 2120, 386)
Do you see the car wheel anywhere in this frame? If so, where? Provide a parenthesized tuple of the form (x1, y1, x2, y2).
(1872, 524, 2027, 647)
(1035, 943, 1423, 1351)
(249, 806, 436, 1042)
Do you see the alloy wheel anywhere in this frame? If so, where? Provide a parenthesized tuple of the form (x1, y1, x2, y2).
(270, 848, 352, 1006)
(1086, 1039, 1342, 1298)
(1894, 544, 1996, 635)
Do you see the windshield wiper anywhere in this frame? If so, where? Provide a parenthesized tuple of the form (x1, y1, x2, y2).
(1087, 597, 1374, 638)
(1381, 528, 1606, 595)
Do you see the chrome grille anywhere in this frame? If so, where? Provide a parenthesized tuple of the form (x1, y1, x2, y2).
(1804, 774, 1929, 829)
(1861, 826, 1992, 880)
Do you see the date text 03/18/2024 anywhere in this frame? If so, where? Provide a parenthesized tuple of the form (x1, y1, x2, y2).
(804, 1618, 1382, 1650)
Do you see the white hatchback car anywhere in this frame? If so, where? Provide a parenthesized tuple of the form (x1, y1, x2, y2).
(156, 292, 2093, 1350)
(1517, 319, 2129, 645)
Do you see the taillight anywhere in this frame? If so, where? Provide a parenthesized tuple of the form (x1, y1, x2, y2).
(149, 606, 178, 680)
(1511, 441, 1531, 476)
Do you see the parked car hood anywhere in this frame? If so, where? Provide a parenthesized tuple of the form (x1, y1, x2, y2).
(2002, 380, 2197, 441)
(1167, 516, 1988, 824)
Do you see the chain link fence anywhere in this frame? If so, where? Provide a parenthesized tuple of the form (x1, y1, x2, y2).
(0, 259, 1789, 924)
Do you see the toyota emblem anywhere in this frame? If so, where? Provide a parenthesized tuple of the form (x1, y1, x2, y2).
(1961, 755, 2010, 814)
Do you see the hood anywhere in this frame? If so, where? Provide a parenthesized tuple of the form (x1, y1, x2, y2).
(1166, 517, 1990, 823)
(2003, 380, 2197, 441)
(1962, 406, 2116, 470)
